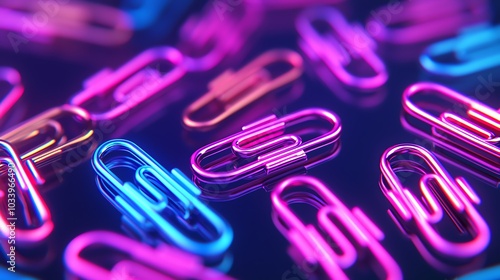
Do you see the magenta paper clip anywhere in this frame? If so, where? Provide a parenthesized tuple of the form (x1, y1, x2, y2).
(0, 141, 52, 243)
(271, 176, 402, 280)
(64, 230, 233, 280)
(0, 0, 132, 48)
(178, 0, 263, 72)
(0, 67, 23, 119)
(297, 7, 387, 90)
(366, 0, 489, 61)
(70, 47, 185, 123)
(403, 82, 500, 180)
(191, 108, 341, 200)
(380, 144, 490, 260)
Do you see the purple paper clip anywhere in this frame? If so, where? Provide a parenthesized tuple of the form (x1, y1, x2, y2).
(297, 7, 387, 90)
(0, 141, 52, 243)
(0, 67, 23, 119)
(380, 144, 490, 261)
(70, 47, 185, 123)
(64, 230, 233, 280)
(403, 82, 500, 182)
(272, 176, 402, 280)
(366, 0, 489, 61)
(178, 0, 263, 72)
(191, 108, 341, 201)
(0, 0, 132, 47)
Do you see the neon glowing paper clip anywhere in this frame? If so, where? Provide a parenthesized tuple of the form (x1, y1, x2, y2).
(179, 0, 263, 72)
(296, 7, 387, 90)
(0, 105, 95, 185)
(0, 141, 53, 243)
(191, 108, 341, 200)
(182, 49, 303, 130)
(0, 1, 132, 47)
(0, 67, 23, 119)
(70, 47, 185, 123)
(271, 176, 402, 280)
(366, 0, 488, 47)
(420, 24, 500, 77)
(379, 144, 490, 259)
(457, 265, 500, 280)
(92, 139, 233, 257)
(65, 230, 233, 280)
(265, 0, 345, 10)
(403, 82, 500, 177)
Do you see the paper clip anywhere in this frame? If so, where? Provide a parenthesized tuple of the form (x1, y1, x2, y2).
(191, 108, 341, 201)
(420, 24, 500, 77)
(0, 0, 132, 47)
(457, 265, 500, 280)
(264, 0, 345, 10)
(271, 176, 402, 280)
(65, 230, 233, 280)
(92, 139, 233, 257)
(178, 0, 263, 72)
(182, 49, 303, 130)
(296, 7, 387, 90)
(70, 47, 185, 123)
(0, 141, 53, 243)
(403, 82, 500, 180)
(0, 67, 23, 119)
(366, 0, 489, 61)
(379, 144, 490, 260)
(0, 105, 95, 186)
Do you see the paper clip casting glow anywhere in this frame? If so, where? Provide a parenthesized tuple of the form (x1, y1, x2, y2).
(366, 0, 489, 61)
(420, 24, 500, 77)
(0, 67, 23, 119)
(0, 0, 132, 47)
(0, 105, 95, 186)
(403, 82, 500, 180)
(379, 144, 490, 260)
(65, 230, 233, 280)
(296, 7, 387, 90)
(70, 47, 185, 123)
(182, 49, 303, 130)
(92, 139, 233, 257)
(191, 108, 341, 200)
(0, 141, 53, 243)
(271, 176, 402, 280)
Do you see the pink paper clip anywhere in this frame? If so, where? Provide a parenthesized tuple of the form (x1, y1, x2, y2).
(379, 144, 490, 260)
(0, 0, 132, 47)
(178, 0, 263, 72)
(403, 82, 500, 181)
(191, 108, 341, 201)
(70, 47, 185, 123)
(182, 49, 303, 130)
(271, 176, 402, 280)
(0, 141, 53, 243)
(296, 7, 387, 90)
(0, 67, 23, 119)
(366, 0, 489, 61)
(64, 230, 233, 280)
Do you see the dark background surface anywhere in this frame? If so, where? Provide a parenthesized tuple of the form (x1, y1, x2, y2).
(1, 0, 500, 279)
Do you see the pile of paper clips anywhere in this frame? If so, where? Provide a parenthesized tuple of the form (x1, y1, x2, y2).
(1, 0, 500, 279)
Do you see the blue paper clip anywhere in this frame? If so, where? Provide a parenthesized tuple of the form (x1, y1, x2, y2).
(92, 139, 233, 257)
(122, 0, 194, 33)
(457, 265, 500, 280)
(420, 24, 500, 77)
